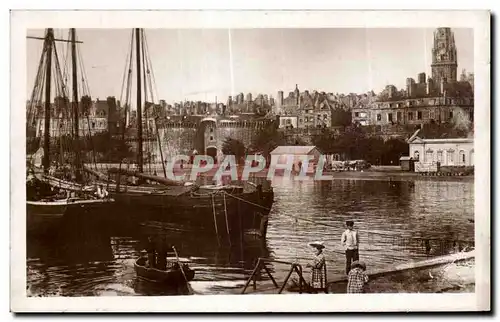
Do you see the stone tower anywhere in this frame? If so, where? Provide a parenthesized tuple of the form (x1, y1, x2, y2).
(431, 28, 458, 84)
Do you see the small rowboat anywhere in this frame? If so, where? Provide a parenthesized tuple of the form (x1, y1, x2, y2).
(134, 256, 195, 286)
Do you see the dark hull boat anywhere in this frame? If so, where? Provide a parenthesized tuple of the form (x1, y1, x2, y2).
(25, 28, 115, 235)
(26, 198, 115, 235)
(134, 256, 195, 286)
(109, 182, 274, 238)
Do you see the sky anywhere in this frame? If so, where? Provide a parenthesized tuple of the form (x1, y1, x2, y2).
(26, 28, 474, 107)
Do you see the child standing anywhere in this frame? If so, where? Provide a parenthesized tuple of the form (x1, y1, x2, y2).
(347, 261, 369, 293)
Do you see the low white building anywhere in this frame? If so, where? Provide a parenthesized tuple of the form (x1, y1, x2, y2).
(407, 128, 474, 171)
(270, 145, 322, 173)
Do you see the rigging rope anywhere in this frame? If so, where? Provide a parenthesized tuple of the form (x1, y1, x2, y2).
(222, 190, 474, 247)
(76, 38, 91, 96)
(119, 29, 134, 105)
(211, 194, 220, 246)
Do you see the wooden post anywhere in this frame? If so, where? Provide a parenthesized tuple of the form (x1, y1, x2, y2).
(298, 264, 303, 294)
(279, 265, 295, 294)
(263, 263, 279, 288)
(241, 258, 261, 294)
(259, 213, 269, 239)
(294, 265, 310, 294)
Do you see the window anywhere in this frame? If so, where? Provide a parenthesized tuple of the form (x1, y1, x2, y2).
(449, 111, 453, 119)
(354, 112, 359, 117)
(210, 128, 214, 133)
(430, 111, 435, 120)
(92, 122, 95, 129)
(377, 114, 381, 121)
(323, 114, 328, 119)
(286, 119, 291, 125)
(388, 113, 393, 122)
(437, 150, 443, 163)
(413, 150, 420, 160)
(397, 112, 402, 121)
(417, 111, 422, 120)
(459, 150, 466, 164)
(447, 150, 455, 165)
(408, 112, 413, 121)
(425, 149, 433, 162)
(209, 136, 214, 141)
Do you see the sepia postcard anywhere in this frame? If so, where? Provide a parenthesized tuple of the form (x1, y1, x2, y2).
(10, 10, 490, 312)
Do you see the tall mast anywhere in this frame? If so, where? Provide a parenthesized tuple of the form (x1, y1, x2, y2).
(42, 29, 54, 174)
(135, 28, 144, 173)
(71, 28, 82, 181)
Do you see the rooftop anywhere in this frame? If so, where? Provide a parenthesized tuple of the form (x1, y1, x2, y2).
(270, 145, 320, 155)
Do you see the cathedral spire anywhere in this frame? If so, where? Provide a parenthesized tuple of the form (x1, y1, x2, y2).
(431, 28, 458, 84)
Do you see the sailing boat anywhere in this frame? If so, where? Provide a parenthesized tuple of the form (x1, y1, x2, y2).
(26, 28, 114, 233)
(104, 29, 274, 238)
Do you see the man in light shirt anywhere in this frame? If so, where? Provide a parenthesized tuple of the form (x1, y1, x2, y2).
(341, 220, 359, 275)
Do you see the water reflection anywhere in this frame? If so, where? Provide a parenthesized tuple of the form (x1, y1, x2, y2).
(27, 178, 474, 296)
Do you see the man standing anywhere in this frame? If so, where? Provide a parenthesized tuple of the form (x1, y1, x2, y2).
(341, 220, 359, 275)
(145, 236, 156, 268)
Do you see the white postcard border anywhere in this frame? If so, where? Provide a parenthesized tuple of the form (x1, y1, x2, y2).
(10, 9, 490, 312)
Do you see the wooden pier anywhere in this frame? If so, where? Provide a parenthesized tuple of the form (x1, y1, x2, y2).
(238, 250, 475, 294)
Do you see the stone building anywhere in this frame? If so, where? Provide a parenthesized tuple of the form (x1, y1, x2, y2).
(407, 127, 474, 170)
(32, 96, 122, 138)
(275, 85, 352, 129)
(146, 114, 275, 164)
(352, 28, 474, 128)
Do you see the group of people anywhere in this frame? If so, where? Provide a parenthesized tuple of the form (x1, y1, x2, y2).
(145, 236, 177, 270)
(306, 220, 369, 293)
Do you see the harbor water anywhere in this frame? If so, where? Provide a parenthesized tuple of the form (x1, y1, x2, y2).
(26, 178, 475, 296)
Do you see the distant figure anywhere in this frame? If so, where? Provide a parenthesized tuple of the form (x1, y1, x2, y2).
(156, 236, 169, 270)
(341, 220, 359, 275)
(306, 241, 327, 292)
(347, 261, 368, 293)
(145, 236, 156, 268)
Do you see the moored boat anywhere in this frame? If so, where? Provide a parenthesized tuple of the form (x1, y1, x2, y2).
(26, 28, 115, 234)
(26, 197, 115, 234)
(134, 256, 195, 286)
(103, 29, 274, 238)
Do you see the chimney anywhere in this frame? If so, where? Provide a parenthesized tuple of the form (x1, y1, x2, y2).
(418, 73, 426, 84)
(426, 77, 433, 95)
(387, 85, 394, 99)
(406, 78, 415, 97)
